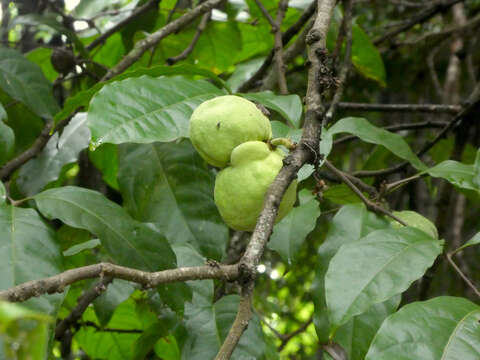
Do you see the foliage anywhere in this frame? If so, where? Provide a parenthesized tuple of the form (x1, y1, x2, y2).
(0, 0, 479, 359)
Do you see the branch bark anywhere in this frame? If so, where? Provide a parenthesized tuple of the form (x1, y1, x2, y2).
(0, 262, 239, 302)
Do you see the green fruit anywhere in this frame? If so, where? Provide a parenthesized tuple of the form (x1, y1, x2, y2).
(189, 95, 272, 168)
(214, 141, 297, 231)
(391, 210, 438, 239)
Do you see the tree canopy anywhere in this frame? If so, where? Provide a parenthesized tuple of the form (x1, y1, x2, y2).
(0, 0, 479, 359)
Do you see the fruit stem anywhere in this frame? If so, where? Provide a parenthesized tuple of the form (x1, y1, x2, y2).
(269, 137, 296, 150)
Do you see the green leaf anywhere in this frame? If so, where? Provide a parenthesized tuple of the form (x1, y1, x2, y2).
(227, 57, 265, 92)
(323, 184, 363, 205)
(473, 148, 480, 187)
(26, 47, 58, 82)
(132, 322, 172, 360)
(93, 279, 135, 327)
(0, 48, 59, 119)
(334, 296, 401, 360)
(324, 117, 426, 170)
(182, 294, 266, 359)
(88, 76, 225, 148)
(17, 112, 90, 196)
(0, 121, 14, 166)
(352, 25, 386, 86)
(89, 144, 119, 190)
(0, 301, 51, 360)
(55, 65, 229, 123)
(454, 232, 480, 253)
(326, 227, 444, 331)
(268, 190, 320, 265)
(312, 204, 391, 342)
(241, 92, 303, 128)
(193, 20, 242, 73)
(118, 140, 228, 260)
(0, 205, 63, 315)
(0, 182, 5, 204)
(423, 160, 480, 193)
(74, 299, 147, 359)
(0, 102, 6, 121)
(62, 239, 101, 256)
(34, 186, 176, 272)
(365, 296, 480, 360)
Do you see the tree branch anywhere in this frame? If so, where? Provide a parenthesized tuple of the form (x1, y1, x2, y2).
(166, 11, 211, 65)
(0, 262, 239, 303)
(373, 0, 465, 45)
(215, 1, 337, 358)
(102, 0, 224, 81)
(86, 0, 160, 51)
(335, 102, 461, 114)
(0, 114, 74, 182)
(238, 0, 317, 92)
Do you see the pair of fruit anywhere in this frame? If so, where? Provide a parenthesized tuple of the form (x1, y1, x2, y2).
(189, 95, 297, 231)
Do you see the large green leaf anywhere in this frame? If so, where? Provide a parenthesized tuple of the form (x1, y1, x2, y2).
(227, 57, 265, 92)
(118, 140, 228, 260)
(334, 296, 400, 360)
(93, 279, 135, 327)
(241, 91, 303, 128)
(0, 301, 51, 360)
(323, 117, 426, 170)
(17, 113, 90, 196)
(268, 190, 320, 265)
(326, 227, 444, 331)
(423, 159, 480, 193)
(89, 143, 119, 190)
(366, 297, 480, 360)
(193, 21, 242, 73)
(0, 205, 63, 315)
(55, 65, 228, 123)
(34, 186, 176, 272)
(352, 25, 386, 86)
(88, 76, 225, 148)
(0, 48, 59, 119)
(311, 204, 392, 342)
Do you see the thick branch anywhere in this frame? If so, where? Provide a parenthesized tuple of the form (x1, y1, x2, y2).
(102, 0, 224, 81)
(0, 262, 239, 303)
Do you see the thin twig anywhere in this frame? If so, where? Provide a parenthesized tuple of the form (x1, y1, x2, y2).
(254, 0, 289, 94)
(278, 317, 313, 351)
(166, 12, 211, 65)
(86, 0, 160, 51)
(335, 102, 461, 114)
(334, 120, 449, 147)
(0, 262, 239, 303)
(238, 0, 317, 92)
(373, 0, 465, 45)
(55, 277, 113, 340)
(0, 114, 74, 182)
(324, 0, 353, 125)
(352, 82, 480, 178)
(446, 253, 480, 298)
(81, 321, 143, 333)
(324, 160, 407, 225)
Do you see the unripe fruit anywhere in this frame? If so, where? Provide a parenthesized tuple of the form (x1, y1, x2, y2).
(189, 95, 272, 168)
(214, 141, 297, 231)
(391, 210, 438, 239)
